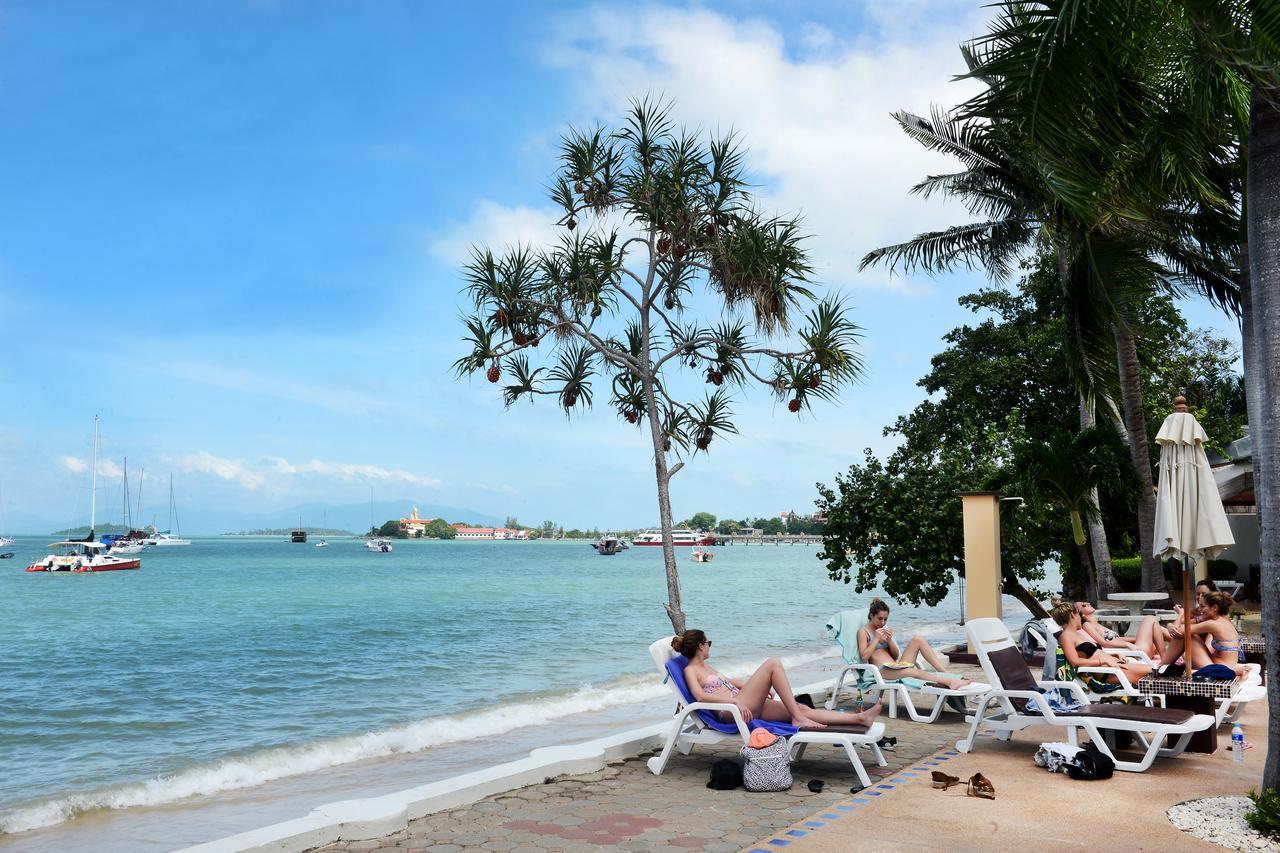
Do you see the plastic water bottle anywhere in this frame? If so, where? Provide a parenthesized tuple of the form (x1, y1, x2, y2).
(1233, 724, 1245, 761)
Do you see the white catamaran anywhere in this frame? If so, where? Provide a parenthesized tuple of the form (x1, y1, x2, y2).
(144, 474, 190, 546)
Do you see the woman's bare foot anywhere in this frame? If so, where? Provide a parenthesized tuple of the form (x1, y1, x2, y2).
(853, 700, 883, 726)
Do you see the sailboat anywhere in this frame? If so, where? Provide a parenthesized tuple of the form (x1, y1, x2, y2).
(145, 474, 190, 546)
(0, 479, 13, 548)
(27, 416, 141, 572)
(103, 458, 146, 555)
(365, 487, 392, 552)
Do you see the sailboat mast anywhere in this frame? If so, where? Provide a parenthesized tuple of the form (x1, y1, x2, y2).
(123, 458, 131, 528)
(89, 415, 99, 541)
(136, 469, 145, 530)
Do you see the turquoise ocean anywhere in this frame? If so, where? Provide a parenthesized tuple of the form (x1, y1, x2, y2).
(0, 537, 1035, 851)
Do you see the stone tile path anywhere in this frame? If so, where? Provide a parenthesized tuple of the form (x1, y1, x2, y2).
(316, 707, 974, 853)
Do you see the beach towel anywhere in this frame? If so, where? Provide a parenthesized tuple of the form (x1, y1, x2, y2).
(826, 610, 931, 690)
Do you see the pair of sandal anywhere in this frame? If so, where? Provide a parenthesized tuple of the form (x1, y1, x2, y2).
(931, 770, 995, 799)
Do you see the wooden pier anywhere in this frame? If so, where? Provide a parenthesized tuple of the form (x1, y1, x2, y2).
(717, 534, 823, 545)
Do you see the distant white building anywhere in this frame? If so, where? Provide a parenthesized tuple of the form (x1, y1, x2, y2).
(451, 524, 530, 540)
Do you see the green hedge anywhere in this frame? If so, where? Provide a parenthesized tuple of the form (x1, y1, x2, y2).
(1208, 559, 1239, 581)
(1111, 557, 1142, 592)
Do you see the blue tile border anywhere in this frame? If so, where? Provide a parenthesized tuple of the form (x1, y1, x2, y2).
(767, 840, 791, 848)
(786, 829, 809, 837)
(805, 819, 826, 827)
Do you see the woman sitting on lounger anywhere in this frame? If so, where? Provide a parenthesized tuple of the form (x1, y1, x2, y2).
(1075, 601, 1168, 661)
(1051, 601, 1154, 689)
(1163, 591, 1248, 676)
(674, 630, 883, 730)
(857, 598, 973, 690)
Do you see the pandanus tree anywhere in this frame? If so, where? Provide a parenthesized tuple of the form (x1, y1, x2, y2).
(454, 101, 864, 633)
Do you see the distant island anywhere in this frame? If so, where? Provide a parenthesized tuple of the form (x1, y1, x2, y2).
(222, 528, 357, 536)
(51, 523, 134, 536)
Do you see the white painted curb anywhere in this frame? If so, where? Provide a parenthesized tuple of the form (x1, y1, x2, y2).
(179, 678, 836, 853)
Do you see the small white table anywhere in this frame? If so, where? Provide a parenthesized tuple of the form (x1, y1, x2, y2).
(1218, 581, 1244, 599)
(1105, 592, 1169, 633)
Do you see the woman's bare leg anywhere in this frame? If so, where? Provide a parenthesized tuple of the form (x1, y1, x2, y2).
(901, 636, 950, 671)
(1131, 616, 1161, 659)
(881, 664, 970, 689)
(1187, 637, 1215, 669)
(735, 658, 820, 726)
(1162, 635, 1186, 665)
(760, 698, 884, 727)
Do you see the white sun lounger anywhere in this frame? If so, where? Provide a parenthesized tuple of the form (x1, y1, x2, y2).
(957, 618, 1215, 772)
(645, 637, 886, 787)
(824, 611, 990, 723)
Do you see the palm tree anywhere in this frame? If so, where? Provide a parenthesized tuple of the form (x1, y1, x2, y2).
(955, 0, 1279, 787)
(1015, 425, 1130, 603)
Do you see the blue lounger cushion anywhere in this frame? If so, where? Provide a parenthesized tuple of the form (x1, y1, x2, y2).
(664, 656, 799, 736)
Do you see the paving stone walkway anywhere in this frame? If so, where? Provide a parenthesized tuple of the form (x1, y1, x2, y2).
(316, 704, 974, 853)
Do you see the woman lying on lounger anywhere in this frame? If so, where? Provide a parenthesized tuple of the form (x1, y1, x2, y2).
(1074, 601, 1168, 661)
(857, 598, 973, 690)
(674, 630, 883, 730)
(1051, 601, 1154, 689)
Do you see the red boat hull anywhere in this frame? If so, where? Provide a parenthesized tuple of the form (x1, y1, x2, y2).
(26, 559, 141, 573)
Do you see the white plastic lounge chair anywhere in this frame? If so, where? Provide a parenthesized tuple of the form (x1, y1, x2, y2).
(824, 611, 990, 723)
(957, 618, 1215, 772)
(646, 637, 886, 787)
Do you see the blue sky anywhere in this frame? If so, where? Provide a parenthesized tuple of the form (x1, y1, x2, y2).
(0, 1, 1241, 533)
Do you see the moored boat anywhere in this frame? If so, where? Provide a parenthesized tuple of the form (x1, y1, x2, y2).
(593, 535, 624, 555)
(365, 537, 393, 552)
(27, 540, 141, 572)
(691, 548, 714, 563)
(630, 529, 716, 546)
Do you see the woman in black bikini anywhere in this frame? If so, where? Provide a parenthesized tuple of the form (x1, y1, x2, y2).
(1050, 601, 1154, 687)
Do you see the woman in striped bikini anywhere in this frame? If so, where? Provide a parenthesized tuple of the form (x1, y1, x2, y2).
(672, 629, 883, 729)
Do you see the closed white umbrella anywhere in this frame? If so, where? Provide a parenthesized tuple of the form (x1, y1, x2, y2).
(1153, 396, 1235, 678)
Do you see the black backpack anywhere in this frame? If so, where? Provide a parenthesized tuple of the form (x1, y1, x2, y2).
(706, 758, 743, 790)
(1065, 745, 1115, 780)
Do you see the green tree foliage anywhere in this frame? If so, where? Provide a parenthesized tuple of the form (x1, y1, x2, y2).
(686, 511, 716, 530)
(454, 100, 865, 633)
(376, 520, 407, 539)
(424, 518, 457, 539)
(818, 259, 1244, 612)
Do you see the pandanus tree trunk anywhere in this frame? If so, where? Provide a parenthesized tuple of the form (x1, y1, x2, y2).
(1113, 323, 1161, 592)
(1247, 90, 1280, 792)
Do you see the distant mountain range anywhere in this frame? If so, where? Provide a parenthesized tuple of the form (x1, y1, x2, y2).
(7, 500, 503, 537)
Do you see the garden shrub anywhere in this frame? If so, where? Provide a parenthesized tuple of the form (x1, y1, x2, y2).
(1247, 789, 1280, 839)
(1111, 557, 1142, 592)
(1208, 559, 1239, 581)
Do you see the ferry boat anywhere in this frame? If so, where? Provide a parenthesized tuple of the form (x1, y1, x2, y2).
(631, 529, 716, 547)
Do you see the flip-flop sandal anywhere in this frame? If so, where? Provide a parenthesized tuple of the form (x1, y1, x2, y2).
(877, 736, 897, 751)
(931, 771, 961, 790)
(807, 779, 826, 793)
(967, 773, 995, 800)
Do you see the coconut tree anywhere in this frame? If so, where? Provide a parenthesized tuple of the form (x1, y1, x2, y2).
(454, 100, 864, 633)
(956, 0, 1280, 786)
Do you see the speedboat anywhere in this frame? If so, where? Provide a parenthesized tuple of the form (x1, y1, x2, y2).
(0, 553, 14, 559)
(593, 535, 624, 555)
(27, 540, 141, 572)
(631, 529, 716, 546)
(315, 539, 330, 548)
(691, 549, 714, 563)
(0, 536, 13, 548)
(365, 538, 393, 553)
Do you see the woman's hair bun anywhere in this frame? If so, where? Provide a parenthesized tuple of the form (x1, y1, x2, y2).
(671, 634, 684, 651)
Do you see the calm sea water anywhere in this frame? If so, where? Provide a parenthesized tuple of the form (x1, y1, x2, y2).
(0, 537, 1017, 848)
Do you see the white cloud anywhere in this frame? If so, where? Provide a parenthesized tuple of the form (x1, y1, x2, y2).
(428, 200, 564, 268)
(165, 452, 440, 493)
(60, 456, 87, 474)
(537, 3, 987, 293)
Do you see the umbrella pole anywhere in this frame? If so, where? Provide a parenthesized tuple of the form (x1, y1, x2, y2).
(1183, 556, 1194, 680)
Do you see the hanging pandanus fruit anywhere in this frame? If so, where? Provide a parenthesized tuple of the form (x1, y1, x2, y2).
(564, 390, 579, 409)
(808, 373, 821, 389)
(495, 308, 509, 329)
(788, 398, 802, 413)
(657, 235, 672, 255)
(706, 368, 724, 386)
(695, 431, 712, 450)
(487, 361, 501, 384)
(513, 330, 530, 346)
